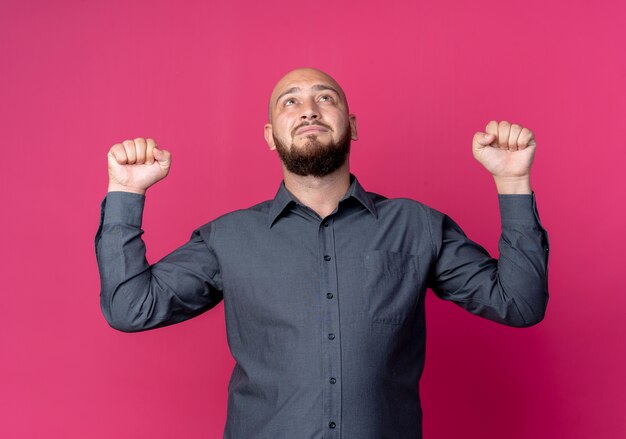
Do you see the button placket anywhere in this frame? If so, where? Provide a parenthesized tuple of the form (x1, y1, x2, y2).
(319, 216, 341, 437)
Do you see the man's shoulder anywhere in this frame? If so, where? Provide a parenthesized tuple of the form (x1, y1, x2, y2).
(193, 199, 274, 233)
(369, 190, 440, 217)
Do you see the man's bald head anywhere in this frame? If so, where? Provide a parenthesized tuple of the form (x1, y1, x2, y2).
(267, 67, 350, 123)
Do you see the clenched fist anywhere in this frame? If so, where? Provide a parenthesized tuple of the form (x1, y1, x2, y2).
(107, 138, 171, 195)
(472, 120, 535, 194)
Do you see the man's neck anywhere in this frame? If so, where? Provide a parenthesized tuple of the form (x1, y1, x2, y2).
(282, 161, 351, 220)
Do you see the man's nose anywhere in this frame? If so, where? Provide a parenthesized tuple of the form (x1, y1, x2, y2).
(300, 100, 319, 120)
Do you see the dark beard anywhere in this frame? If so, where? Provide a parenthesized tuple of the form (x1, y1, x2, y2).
(273, 127, 351, 177)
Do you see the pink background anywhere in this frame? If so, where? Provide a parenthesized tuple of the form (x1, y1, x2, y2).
(1, 0, 624, 438)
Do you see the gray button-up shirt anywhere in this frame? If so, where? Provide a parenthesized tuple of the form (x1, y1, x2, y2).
(95, 173, 549, 439)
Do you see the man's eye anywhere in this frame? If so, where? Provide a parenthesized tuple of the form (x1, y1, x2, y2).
(320, 95, 334, 102)
(284, 99, 295, 106)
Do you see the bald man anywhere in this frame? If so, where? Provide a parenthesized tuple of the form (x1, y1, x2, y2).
(96, 67, 550, 438)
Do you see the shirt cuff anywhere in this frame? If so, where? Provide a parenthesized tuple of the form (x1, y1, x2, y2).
(498, 191, 543, 226)
(101, 191, 146, 227)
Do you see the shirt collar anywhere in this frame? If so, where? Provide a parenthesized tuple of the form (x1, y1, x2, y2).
(268, 173, 378, 228)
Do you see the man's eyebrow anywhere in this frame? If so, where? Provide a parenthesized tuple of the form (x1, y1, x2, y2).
(311, 84, 340, 95)
(274, 84, 341, 106)
(275, 87, 300, 105)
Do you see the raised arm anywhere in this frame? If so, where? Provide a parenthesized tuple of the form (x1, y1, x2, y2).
(95, 138, 223, 332)
(426, 121, 550, 327)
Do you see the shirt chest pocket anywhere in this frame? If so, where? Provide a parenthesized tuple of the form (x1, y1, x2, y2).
(363, 250, 420, 326)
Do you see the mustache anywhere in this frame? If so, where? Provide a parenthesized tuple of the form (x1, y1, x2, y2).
(292, 121, 332, 136)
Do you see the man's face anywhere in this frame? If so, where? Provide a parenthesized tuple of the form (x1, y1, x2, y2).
(264, 68, 358, 177)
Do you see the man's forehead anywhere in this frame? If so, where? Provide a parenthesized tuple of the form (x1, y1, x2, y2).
(270, 69, 346, 103)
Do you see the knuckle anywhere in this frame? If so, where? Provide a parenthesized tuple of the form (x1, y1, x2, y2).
(523, 131, 534, 141)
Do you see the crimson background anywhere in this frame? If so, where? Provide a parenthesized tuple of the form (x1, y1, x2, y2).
(1, 0, 624, 438)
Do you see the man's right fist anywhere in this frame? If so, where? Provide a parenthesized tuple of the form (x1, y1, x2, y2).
(107, 138, 171, 195)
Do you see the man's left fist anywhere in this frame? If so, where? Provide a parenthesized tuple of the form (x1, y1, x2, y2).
(472, 120, 536, 178)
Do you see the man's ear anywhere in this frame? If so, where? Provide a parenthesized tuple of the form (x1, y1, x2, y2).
(349, 114, 358, 141)
(264, 123, 276, 150)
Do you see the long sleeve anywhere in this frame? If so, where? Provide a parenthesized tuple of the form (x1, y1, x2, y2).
(426, 192, 550, 327)
(94, 191, 223, 333)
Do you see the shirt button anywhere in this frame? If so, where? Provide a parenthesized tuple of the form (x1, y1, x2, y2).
(324, 255, 331, 261)
(328, 333, 335, 340)
(329, 421, 336, 429)
(322, 221, 329, 227)
(329, 377, 336, 384)
(326, 292, 333, 299)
